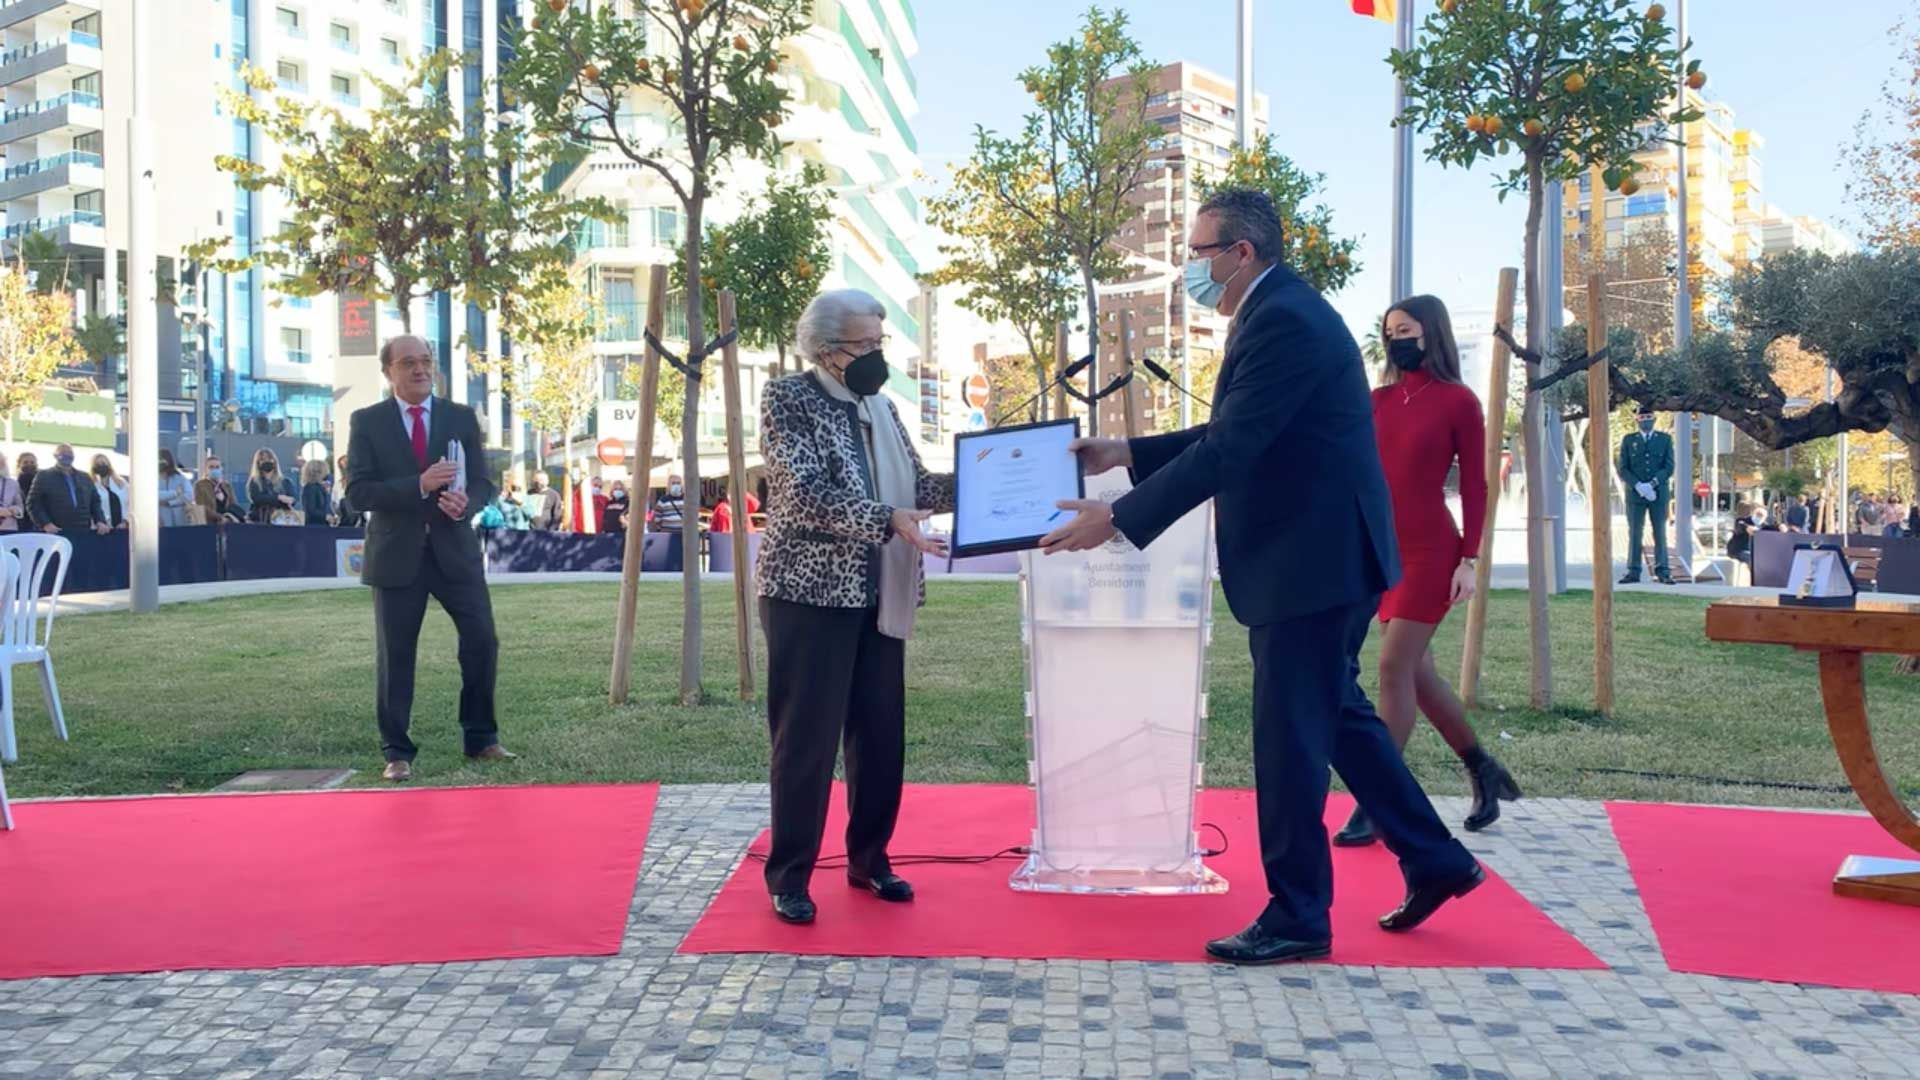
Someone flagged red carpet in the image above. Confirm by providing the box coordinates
[1610,801,1920,994]
[681,784,1602,968]
[0,784,657,980]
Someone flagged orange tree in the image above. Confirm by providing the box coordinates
[1389,0,1696,707]
[506,0,810,706]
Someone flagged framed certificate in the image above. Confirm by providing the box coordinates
[951,419,1086,558]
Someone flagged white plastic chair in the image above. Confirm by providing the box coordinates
[0,551,22,828]
[0,534,70,765]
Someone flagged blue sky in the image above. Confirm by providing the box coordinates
[911,0,1912,337]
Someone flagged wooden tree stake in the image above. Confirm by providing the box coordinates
[1586,275,1615,716]
[609,264,668,705]
[1459,267,1518,706]
[1117,310,1140,439]
[717,290,755,702]
[1052,320,1070,427]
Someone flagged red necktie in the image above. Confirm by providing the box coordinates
[408,406,427,468]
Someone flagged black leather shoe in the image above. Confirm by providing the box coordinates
[1656,574,1675,585]
[1617,574,1641,585]
[1464,754,1522,833]
[771,892,816,924]
[1379,865,1486,933]
[1204,921,1332,966]
[848,872,914,902]
[1332,805,1377,847]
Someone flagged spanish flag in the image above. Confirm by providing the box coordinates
[1351,0,1395,20]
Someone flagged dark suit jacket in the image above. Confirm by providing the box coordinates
[1616,429,1674,504]
[1111,265,1399,627]
[346,396,495,589]
[27,467,102,534]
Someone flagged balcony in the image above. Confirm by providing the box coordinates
[592,296,688,346]
[0,148,102,200]
[0,0,101,33]
[285,350,311,365]
[0,30,101,87]
[0,208,103,248]
[0,89,100,144]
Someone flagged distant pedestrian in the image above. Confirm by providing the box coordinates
[157,450,194,527]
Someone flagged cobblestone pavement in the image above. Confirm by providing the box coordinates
[3,786,1917,1079]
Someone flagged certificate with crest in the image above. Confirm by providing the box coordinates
[951,419,1085,558]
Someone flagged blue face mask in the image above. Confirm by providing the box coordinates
[1183,245,1250,312]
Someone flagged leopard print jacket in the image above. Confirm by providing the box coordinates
[757,371,955,609]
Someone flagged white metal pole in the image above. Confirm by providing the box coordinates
[1235,0,1254,149]
[126,0,158,613]
[1671,0,1694,574]
[1542,171,1568,593]
[1389,0,1415,301]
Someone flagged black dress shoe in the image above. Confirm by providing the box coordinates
[1332,805,1377,847]
[848,872,914,902]
[1204,920,1332,966]
[1617,574,1641,585]
[1379,865,1485,933]
[1463,754,1522,833]
[1656,574,1675,585]
[771,892,816,924]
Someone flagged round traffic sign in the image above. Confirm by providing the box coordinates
[967,408,987,430]
[962,374,990,410]
[596,437,626,466]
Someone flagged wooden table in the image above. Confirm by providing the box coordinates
[1706,596,1920,905]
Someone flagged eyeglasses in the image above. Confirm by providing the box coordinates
[1190,240,1240,257]
[829,335,890,353]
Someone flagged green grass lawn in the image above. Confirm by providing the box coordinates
[6,580,1917,809]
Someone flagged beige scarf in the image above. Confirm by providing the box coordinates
[814,368,920,639]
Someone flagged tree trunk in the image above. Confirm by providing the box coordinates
[1520,159,1554,709]
[1035,359,1050,422]
[395,282,413,334]
[678,198,706,706]
[776,341,787,377]
[1899,436,1920,675]
[1081,258,1100,437]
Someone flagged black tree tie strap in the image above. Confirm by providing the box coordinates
[646,329,737,382]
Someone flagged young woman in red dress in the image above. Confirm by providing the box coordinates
[1334,295,1521,847]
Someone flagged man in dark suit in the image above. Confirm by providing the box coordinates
[1617,407,1675,584]
[347,335,512,782]
[1042,188,1481,964]
[28,444,109,536]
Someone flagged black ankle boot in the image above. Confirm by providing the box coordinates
[1463,752,1521,832]
[1332,804,1376,847]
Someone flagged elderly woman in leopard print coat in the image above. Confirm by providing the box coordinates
[755,288,954,927]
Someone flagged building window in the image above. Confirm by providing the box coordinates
[275,6,303,36]
[380,36,402,63]
[71,72,99,98]
[280,328,309,364]
[75,189,102,215]
[330,21,357,52]
[275,60,304,90]
[330,73,357,105]
[384,0,405,12]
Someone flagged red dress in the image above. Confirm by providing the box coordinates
[1371,369,1488,624]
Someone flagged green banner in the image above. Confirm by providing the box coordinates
[5,388,116,448]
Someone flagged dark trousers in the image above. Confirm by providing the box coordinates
[761,597,906,895]
[1625,495,1669,578]
[1247,597,1474,942]
[373,545,500,762]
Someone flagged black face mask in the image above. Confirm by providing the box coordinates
[840,349,888,397]
[1387,337,1426,373]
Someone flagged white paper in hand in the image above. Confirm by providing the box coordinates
[447,439,467,495]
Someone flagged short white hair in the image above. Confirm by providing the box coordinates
[794,289,886,367]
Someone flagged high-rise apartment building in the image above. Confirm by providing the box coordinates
[1559,88,1850,316]
[0,0,221,436]
[555,0,927,464]
[218,0,517,442]
[2,1,518,447]
[1097,61,1267,437]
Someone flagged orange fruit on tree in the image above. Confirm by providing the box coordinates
[1564,72,1587,93]
[1647,3,1666,20]
[547,0,565,12]
[636,58,650,74]
[583,62,600,82]
[733,34,749,51]
[1523,118,1543,137]
[1465,113,1486,133]
[1482,116,1504,136]
[1687,70,1706,89]
[764,58,778,74]
[1619,176,1641,195]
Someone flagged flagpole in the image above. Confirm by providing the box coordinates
[1235,0,1254,149]
[1389,0,1415,302]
